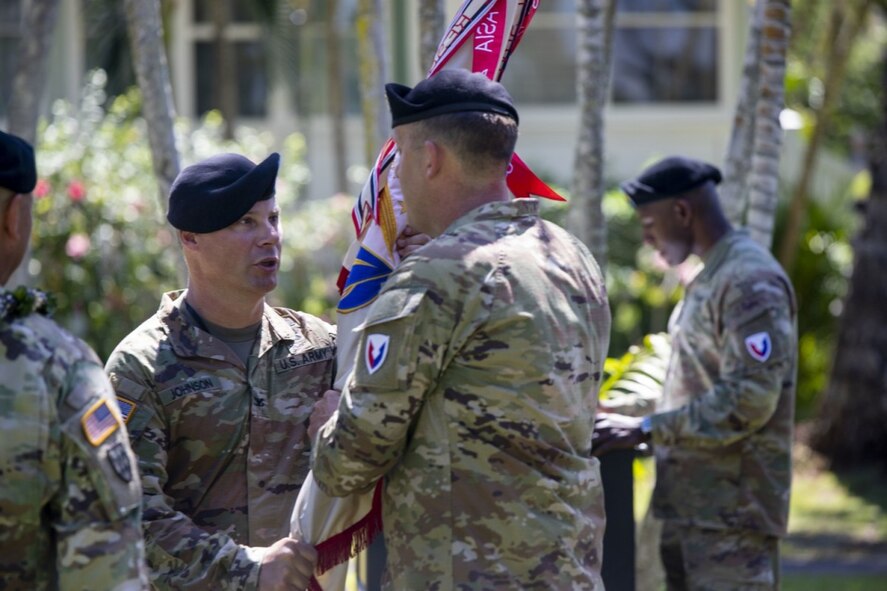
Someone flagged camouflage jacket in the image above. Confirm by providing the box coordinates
[650,230,797,536]
[314,199,611,590]
[105,290,336,590]
[0,289,147,590]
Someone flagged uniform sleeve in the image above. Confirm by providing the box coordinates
[106,354,266,591]
[313,284,454,497]
[55,359,149,590]
[652,274,795,448]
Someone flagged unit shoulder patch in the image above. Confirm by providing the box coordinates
[744,331,772,362]
[365,333,390,374]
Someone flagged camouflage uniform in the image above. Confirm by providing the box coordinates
[648,230,797,589]
[105,290,336,590]
[314,199,611,590]
[0,288,147,590]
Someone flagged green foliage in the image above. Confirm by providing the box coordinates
[28,71,343,360]
[785,0,887,158]
[31,74,180,359]
[599,332,670,417]
[773,185,857,419]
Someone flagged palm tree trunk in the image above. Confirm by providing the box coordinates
[123,0,180,209]
[6,0,59,288]
[777,0,873,272]
[326,0,349,194]
[357,0,390,165]
[720,0,764,227]
[212,0,237,140]
[568,0,617,270]
[746,0,791,249]
[811,47,887,469]
[7,0,59,144]
[419,0,445,73]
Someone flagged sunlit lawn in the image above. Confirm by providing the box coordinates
[782,442,887,588]
[632,441,887,589]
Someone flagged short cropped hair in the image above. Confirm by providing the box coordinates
[414,112,518,177]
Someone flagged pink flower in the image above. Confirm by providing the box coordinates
[65,233,91,259]
[34,179,51,199]
[67,181,86,202]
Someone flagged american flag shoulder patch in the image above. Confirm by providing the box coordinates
[116,397,137,424]
[81,399,121,446]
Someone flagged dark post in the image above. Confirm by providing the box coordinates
[365,532,387,591]
[600,448,636,591]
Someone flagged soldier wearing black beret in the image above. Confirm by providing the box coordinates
[1,131,150,588]
[106,151,328,589]
[595,154,798,590]
[313,68,612,589]
[0,130,38,285]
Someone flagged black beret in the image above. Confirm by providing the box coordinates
[167,152,279,233]
[385,69,518,128]
[621,156,722,206]
[0,130,37,194]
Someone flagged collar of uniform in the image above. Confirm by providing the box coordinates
[158,290,238,364]
[443,197,540,235]
[158,290,296,363]
[256,303,298,358]
[695,228,746,284]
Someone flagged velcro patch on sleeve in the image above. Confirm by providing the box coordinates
[116,397,137,424]
[81,398,121,446]
[744,331,772,362]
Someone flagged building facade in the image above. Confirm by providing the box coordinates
[2,0,752,200]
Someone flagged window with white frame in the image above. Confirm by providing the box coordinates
[186,0,365,119]
[191,0,271,117]
[500,0,720,105]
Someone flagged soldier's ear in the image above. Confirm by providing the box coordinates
[2,193,27,242]
[179,229,199,250]
[673,199,693,228]
[423,140,442,179]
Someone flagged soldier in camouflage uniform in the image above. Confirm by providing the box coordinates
[594,156,797,591]
[312,70,611,590]
[0,130,148,589]
[105,153,328,590]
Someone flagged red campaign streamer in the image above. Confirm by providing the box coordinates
[507,152,566,201]
[471,0,508,79]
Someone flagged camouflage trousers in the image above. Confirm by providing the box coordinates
[660,521,780,591]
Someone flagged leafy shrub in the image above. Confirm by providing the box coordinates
[28,71,346,360]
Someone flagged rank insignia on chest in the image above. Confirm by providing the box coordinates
[82,399,121,446]
[744,331,772,362]
[365,333,390,374]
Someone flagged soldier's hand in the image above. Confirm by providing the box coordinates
[308,389,341,441]
[396,225,431,258]
[592,413,646,457]
[257,537,318,591]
